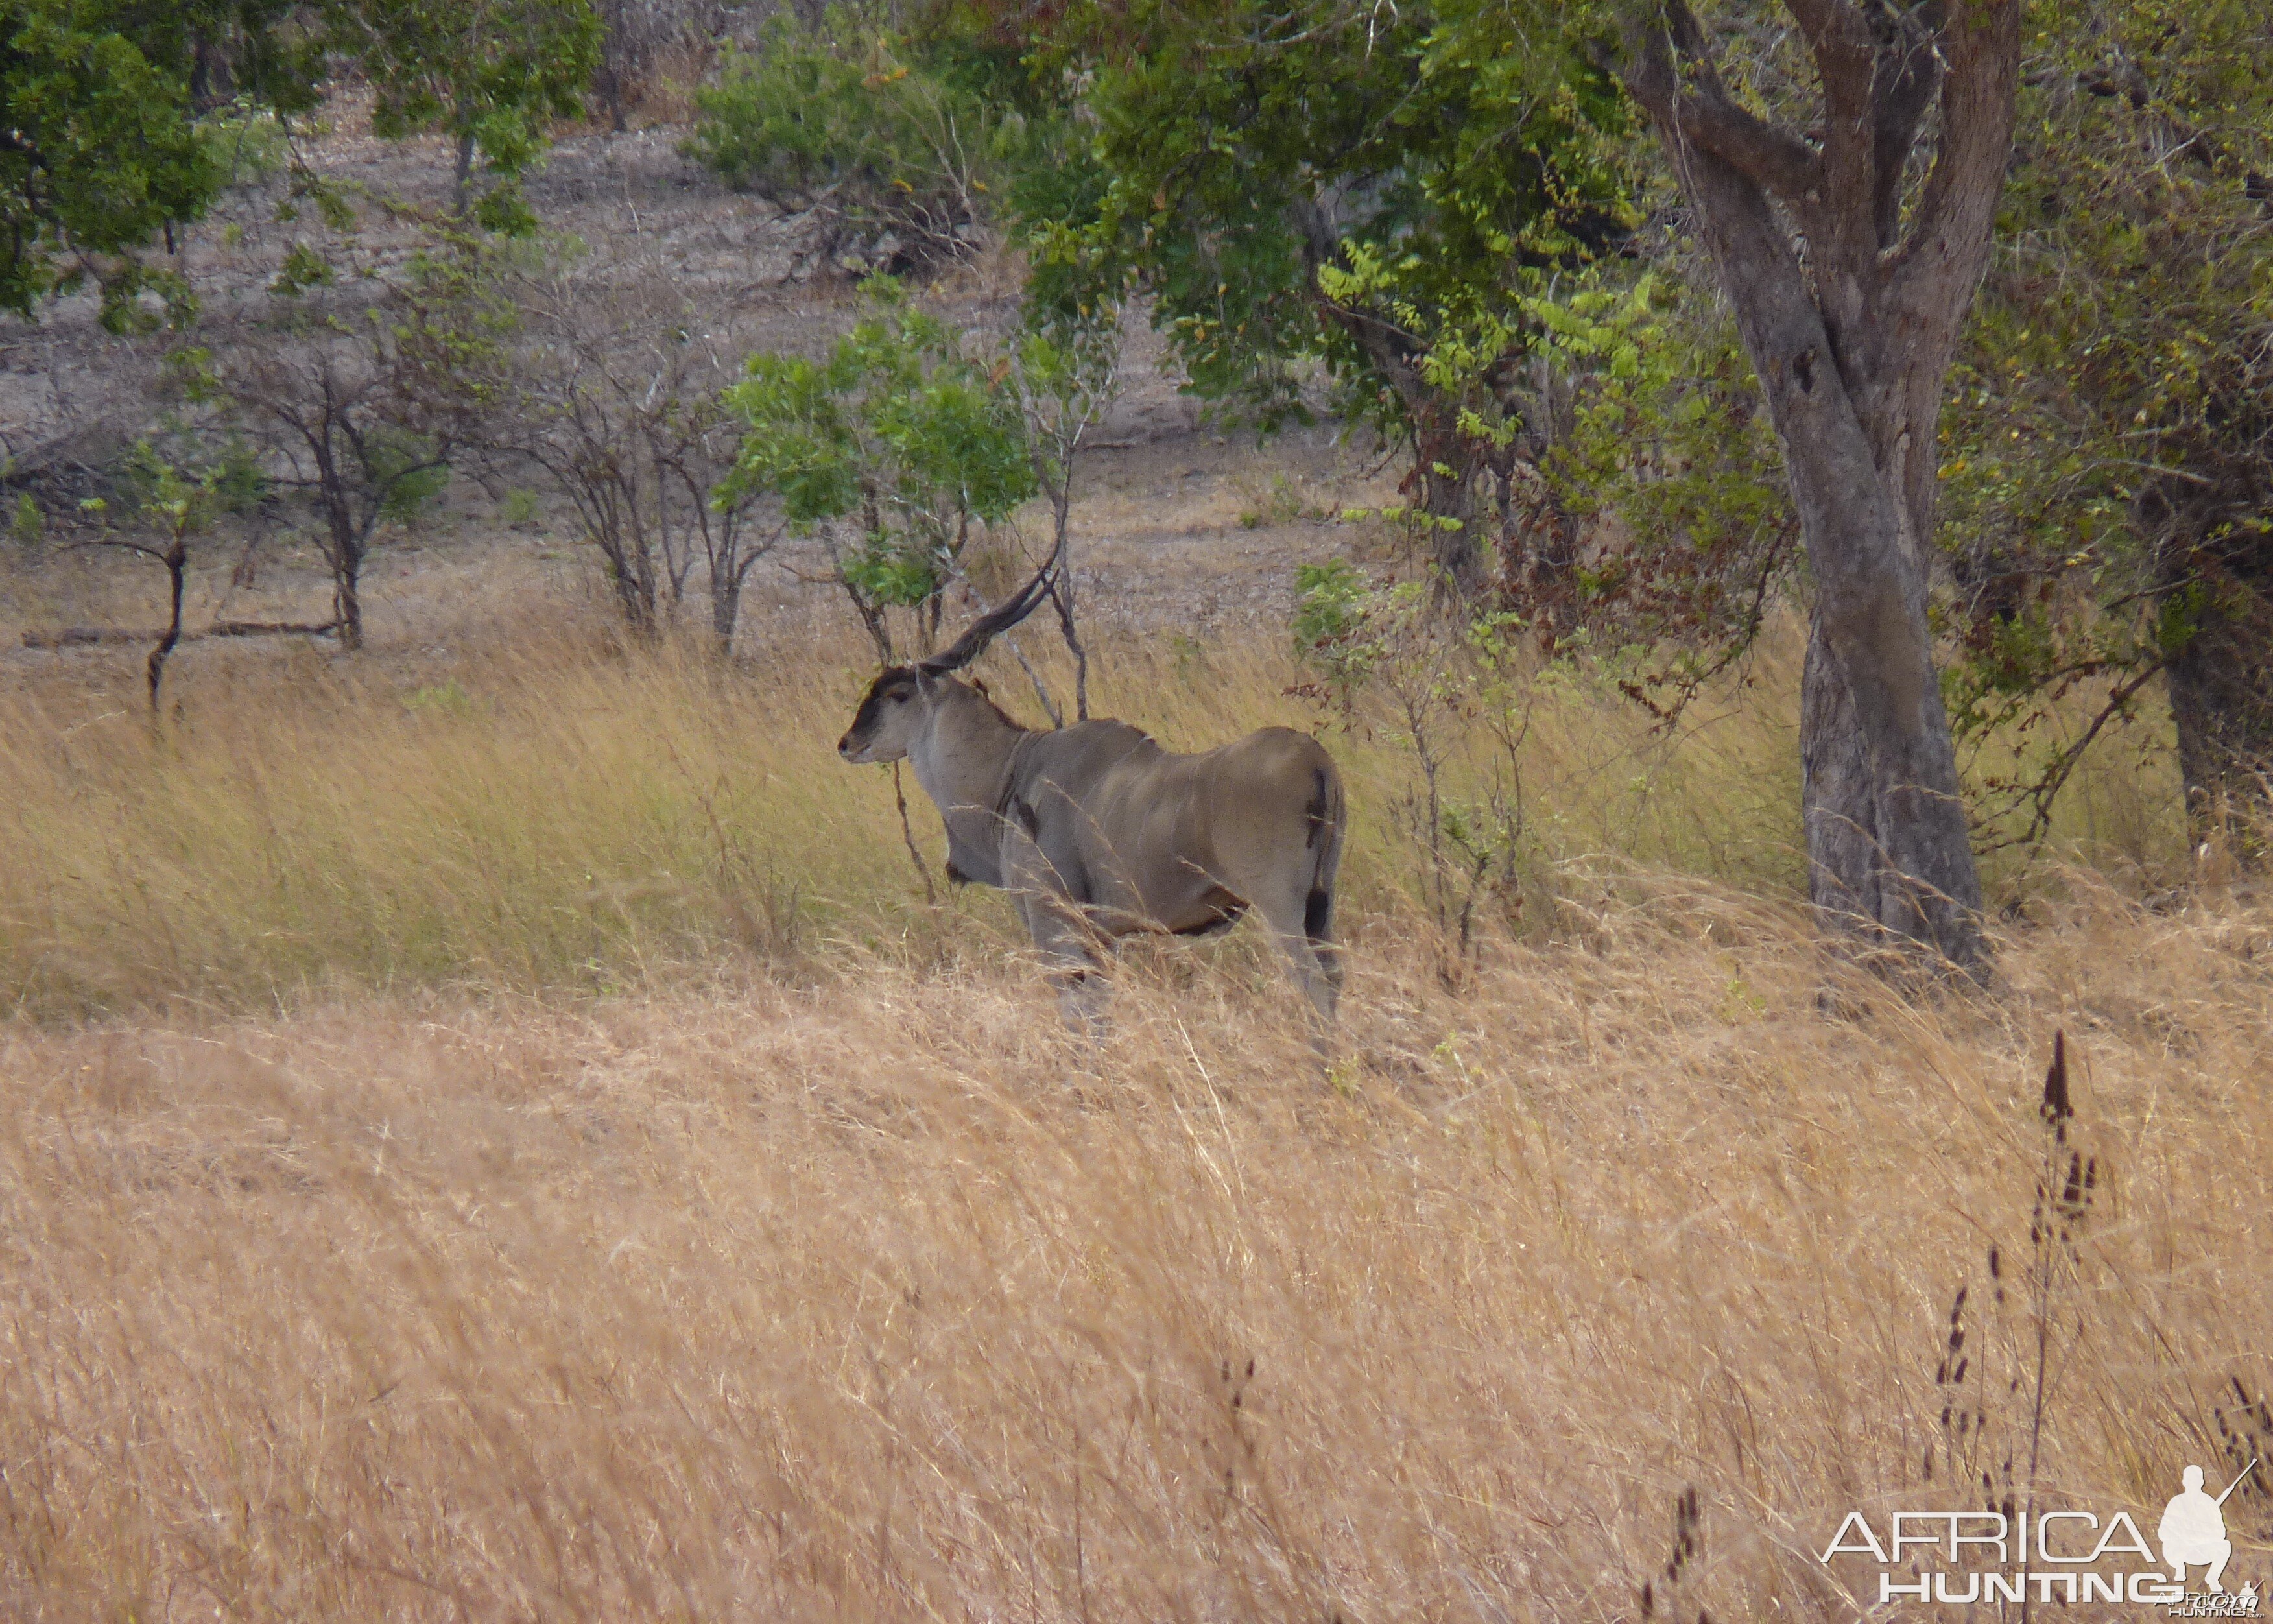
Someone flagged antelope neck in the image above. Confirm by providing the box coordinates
[909,682,1037,885]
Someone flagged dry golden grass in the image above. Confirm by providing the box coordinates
[2,877,2268,1619]
[0,615,2183,1020]
[0,618,2260,1619]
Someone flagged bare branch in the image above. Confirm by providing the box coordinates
[1614,0,1826,207]
[1885,0,2020,328]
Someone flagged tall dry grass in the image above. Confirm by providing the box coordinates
[0,618,2185,1019]
[0,877,2267,1619]
[1,615,2254,1619]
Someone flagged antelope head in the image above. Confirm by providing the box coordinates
[837,545,1060,765]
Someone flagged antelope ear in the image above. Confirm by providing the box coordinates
[969,675,990,700]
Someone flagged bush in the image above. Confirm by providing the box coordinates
[196,100,291,192]
[685,18,1057,274]
[720,278,1037,658]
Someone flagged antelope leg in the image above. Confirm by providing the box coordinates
[1003,804,1111,1039]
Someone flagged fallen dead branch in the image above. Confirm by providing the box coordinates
[21,619,343,650]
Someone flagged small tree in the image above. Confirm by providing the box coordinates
[71,449,233,713]
[322,0,602,227]
[1293,561,1540,983]
[494,262,783,649]
[719,280,1038,661]
[191,243,504,648]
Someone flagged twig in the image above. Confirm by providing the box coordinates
[892,762,937,906]
[1001,632,1064,728]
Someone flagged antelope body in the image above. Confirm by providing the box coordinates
[837,566,1347,1031]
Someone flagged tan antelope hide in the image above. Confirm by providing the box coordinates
[837,560,1346,1031]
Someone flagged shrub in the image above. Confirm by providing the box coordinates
[686,18,1054,274]
[720,278,1037,658]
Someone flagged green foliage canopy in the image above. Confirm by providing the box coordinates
[687,14,1083,272]
[0,0,320,328]
[719,280,1038,645]
[318,0,601,231]
[1042,0,1635,457]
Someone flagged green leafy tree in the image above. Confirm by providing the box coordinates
[719,279,1040,660]
[0,0,321,328]
[1027,0,1636,592]
[1940,0,2273,846]
[69,447,236,712]
[1527,262,1799,715]
[322,0,602,228]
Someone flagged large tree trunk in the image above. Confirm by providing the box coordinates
[1768,339,1981,958]
[1615,0,2018,973]
[2159,522,2273,844]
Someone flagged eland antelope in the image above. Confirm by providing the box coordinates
[837,560,1347,1033]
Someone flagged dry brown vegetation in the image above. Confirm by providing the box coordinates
[0,603,2188,1021]
[1,850,2267,1620]
[1,603,2267,1619]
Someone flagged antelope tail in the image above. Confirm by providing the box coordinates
[1302,763,1345,943]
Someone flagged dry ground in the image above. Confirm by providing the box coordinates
[0,91,1399,662]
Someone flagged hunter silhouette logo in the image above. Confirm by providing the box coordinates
[2160,1464,2245,1593]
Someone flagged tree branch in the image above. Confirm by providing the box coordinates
[1867,0,1947,249]
[1785,0,1882,277]
[1885,0,2020,331]
[1615,0,1826,207]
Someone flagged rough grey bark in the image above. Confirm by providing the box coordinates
[2154,508,2273,841]
[1613,0,2019,973]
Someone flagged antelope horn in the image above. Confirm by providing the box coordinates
[917,536,1064,676]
